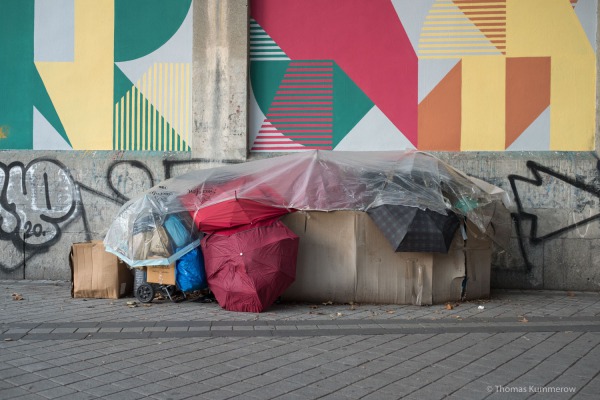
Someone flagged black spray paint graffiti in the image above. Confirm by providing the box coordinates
[508,159,600,271]
[0,159,77,246]
[0,157,240,274]
[0,159,157,274]
[0,159,78,275]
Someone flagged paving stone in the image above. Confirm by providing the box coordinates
[49,373,90,386]
[5,372,45,386]
[99,390,147,400]
[0,387,31,399]
[12,393,49,400]
[2,283,600,400]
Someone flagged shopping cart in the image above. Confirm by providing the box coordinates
[133,266,184,303]
[133,266,213,304]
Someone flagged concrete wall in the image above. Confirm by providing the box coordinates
[1,0,599,292]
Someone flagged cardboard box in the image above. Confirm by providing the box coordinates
[281,211,492,305]
[70,240,133,299]
[146,263,176,285]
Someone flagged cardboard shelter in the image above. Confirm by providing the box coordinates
[281,211,491,305]
[101,150,510,307]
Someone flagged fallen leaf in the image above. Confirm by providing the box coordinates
[519,316,528,323]
[445,304,453,310]
[386,310,395,314]
[322,301,333,305]
[567,292,575,297]
[309,305,319,309]
[11,293,23,301]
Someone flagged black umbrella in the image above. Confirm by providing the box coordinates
[367,205,460,253]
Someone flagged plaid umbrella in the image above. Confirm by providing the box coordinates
[367,205,460,253]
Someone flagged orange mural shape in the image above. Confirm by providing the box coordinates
[418,61,462,151]
[453,0,507,55]
[505,57,551,149]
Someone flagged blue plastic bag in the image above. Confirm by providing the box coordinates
[175,247,207,292]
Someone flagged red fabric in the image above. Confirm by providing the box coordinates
[179,176,293,234]
[201,221,299,313]
[187,198,291,234]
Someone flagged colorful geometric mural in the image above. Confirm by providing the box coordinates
[0,0,192,151]
[250,0,597,152]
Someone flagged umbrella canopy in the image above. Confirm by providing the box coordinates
[367,205,460,253]
[201,220,299,313]
[183,197,290,234]
[179,176,293,235]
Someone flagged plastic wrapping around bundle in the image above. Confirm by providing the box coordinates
[175,247,207,293]
[105,204,200,267]
[104,150,512,266]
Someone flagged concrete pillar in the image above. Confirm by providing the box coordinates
[192,0,248,161]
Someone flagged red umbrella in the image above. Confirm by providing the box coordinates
[179,177,292,234]
[201,220,299,313]
[189,198,290,234]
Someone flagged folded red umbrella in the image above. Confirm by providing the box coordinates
[179,176,292,234]
[189,198,290,234]
[201,220,299,313]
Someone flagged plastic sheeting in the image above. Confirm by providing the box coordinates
[104,150,511,266]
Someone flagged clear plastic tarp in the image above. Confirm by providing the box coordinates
[104,150,511,267]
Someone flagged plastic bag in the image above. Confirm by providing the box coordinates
[175,247,207,292]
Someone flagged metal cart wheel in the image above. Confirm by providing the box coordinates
[136,283,155,303]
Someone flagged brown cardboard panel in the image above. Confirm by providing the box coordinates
[433,227,493,303]
[432,250,465,304]
[464,249,492,300]
[357,212,433,305]
[146,264,176,285]
[70,240,133,299]
[281,212,357,303]
[281,211,491,305]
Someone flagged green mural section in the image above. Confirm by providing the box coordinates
[113,65,135,106]
[331,62,373,148]
[114,84,190,152]
[114,0,192,62]
[250,61,290,114]
[0,0,68,149]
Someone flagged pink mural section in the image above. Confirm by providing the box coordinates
[251,0,418,146]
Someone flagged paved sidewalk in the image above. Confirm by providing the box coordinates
[1,281,599,400]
